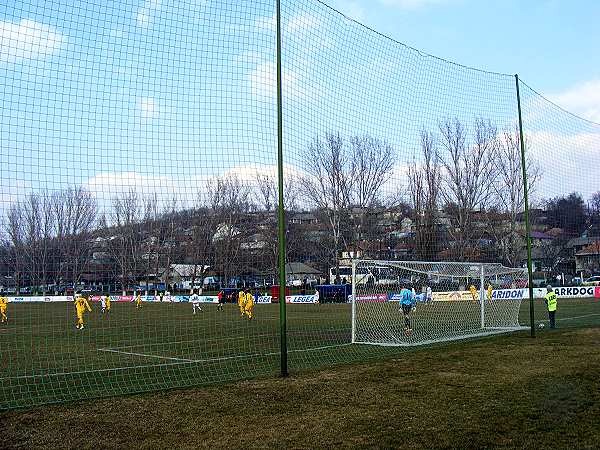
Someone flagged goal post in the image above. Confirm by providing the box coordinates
[351,260,528,346]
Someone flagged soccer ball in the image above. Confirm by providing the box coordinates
[538,323,545,329]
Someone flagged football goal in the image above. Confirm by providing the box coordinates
[351,260,528,346]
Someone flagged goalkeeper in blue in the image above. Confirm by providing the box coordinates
[399,287,416,334]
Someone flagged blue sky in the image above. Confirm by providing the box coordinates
[328,0,600,99]
[0,0,599,217]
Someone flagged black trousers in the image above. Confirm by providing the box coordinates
[548,310,556,329]
[401,304,412,328]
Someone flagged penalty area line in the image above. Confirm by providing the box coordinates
[0,343,352,381]
[97,342,352,364]
[538,313,600,323]
[96,347,197,363]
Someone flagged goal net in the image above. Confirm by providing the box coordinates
[352,260,528,346]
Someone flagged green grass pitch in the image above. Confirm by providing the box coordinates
[1,297,598,409]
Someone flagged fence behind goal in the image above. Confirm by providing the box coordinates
[1,0,600,409]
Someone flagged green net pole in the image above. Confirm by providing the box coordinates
[515,74,535,338]
[276,0,288,377]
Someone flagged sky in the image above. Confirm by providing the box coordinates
[327,0,600,114]
[0,0,599,219]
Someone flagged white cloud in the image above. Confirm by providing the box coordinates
[85,171,209,212]
[550,80,600,124]
[255,15,276,34]
[526,130,600,200]
[248,61,297,98]
[136,11,151,27]
[0,179,29,221]
[0,19,63,63]
[138,97,158,119]
[236,50,265,65]
[223,163,304,183]
[254,13,322,36]
[136,0,161,27]
[83,165,306,213]
[286,14,322,35]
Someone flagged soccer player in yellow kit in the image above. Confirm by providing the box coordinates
[244,289,255,320]
[487,284,493,301]
[135,293,142,309]
[238,289,246,318]
[0,296,8,323]
[469,284,478,301]
[74,294,92,330]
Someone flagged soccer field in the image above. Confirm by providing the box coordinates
[1,298,598,409]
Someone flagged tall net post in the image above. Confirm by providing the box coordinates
[515,74,536,338]
[276,0,288,378]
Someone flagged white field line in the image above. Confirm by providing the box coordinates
[107,333,278,350]
[96,347,197,363]
[97,342,352,364]
[0,343,351,381]
[538,313,600,323]
[100,329,349,351]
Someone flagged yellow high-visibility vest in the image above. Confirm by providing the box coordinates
[545,292,557,312]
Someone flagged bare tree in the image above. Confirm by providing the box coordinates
[438,118,499,260]
[301,132,396,280]
[21,194,42,292]
[300,132,351,282]
[179,186,225,293]
[409,130,441,260]
[589,192,600,225]
[492,126,541,265]
[255,172,298,213]
[53,187,97,291]
[254,173,299,277]
[209,176,254,287]
[108,189,142,294]
[25,193,55,294]
[141,194,159,293]
[349,135,395,242]
[160,197,180,291]
[4,204,25,293]
[349,135,395,207]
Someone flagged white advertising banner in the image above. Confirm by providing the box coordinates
[8,296,73,303]
[490,289,526,300]
[286,295,318,304]
[550,286,595,298]
[192,296,219,304]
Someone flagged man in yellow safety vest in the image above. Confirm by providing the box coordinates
[544,285,557,329]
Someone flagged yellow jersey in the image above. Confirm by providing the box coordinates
[0,297,7,309]
[75,296,92,312]
[469,285,478,299]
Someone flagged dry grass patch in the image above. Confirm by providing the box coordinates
[2,328,600,449]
